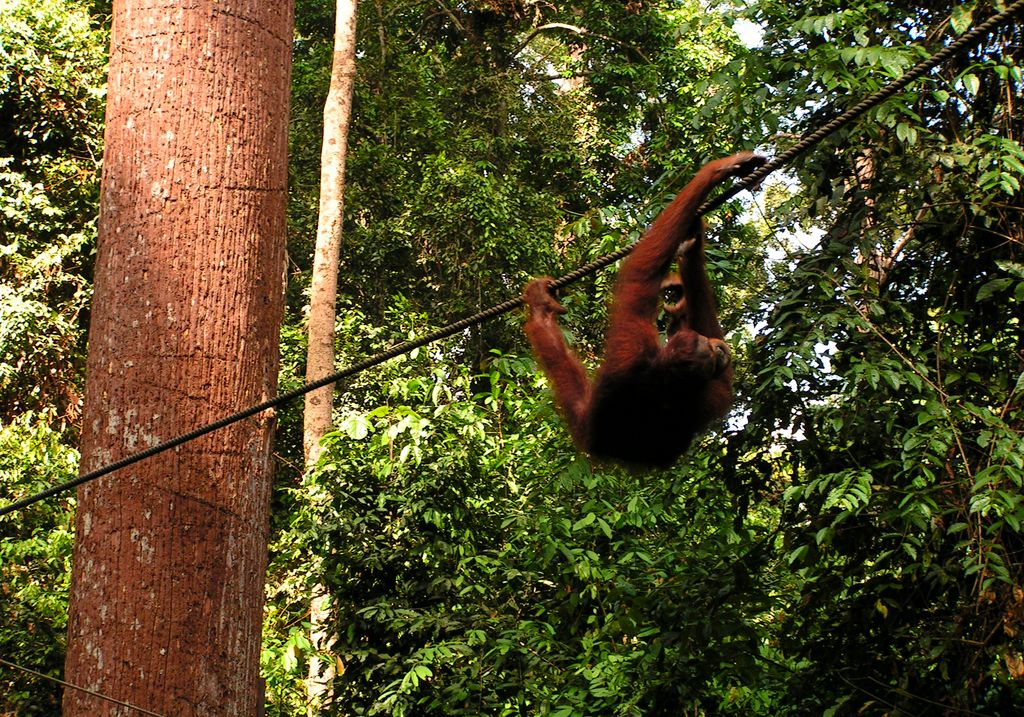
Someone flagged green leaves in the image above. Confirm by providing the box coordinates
[950,4,975,35]
[726,0,1024,711]
[0,0,104,423]
[0,413,78,711]
[265,322,772,714]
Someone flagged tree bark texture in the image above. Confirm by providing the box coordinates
[63,1,293,715]
[303,0,359,467]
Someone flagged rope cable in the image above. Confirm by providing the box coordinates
[0,656,165,717]
[1,1,1021,519]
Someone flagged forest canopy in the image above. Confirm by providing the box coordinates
[2,1,1023,715]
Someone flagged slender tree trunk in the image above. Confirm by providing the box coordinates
[303,2,358,710]
[303,0,358,466]
[63,2,293,715]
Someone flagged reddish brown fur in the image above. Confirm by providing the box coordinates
[523,153,764,468]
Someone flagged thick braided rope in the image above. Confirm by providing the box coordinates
[1,2,1021,518]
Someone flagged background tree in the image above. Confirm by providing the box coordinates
[303,0,358,710]
[62,1,293,715]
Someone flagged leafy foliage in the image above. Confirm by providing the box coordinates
[268,330,777,715]
[0,0,106,423]
[727,1,1024,712]
[0,414,78,713]
[286,1,755,350]
[0,1,104,712]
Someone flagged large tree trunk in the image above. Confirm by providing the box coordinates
[63,1,293,715]
[304,1,358,711]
